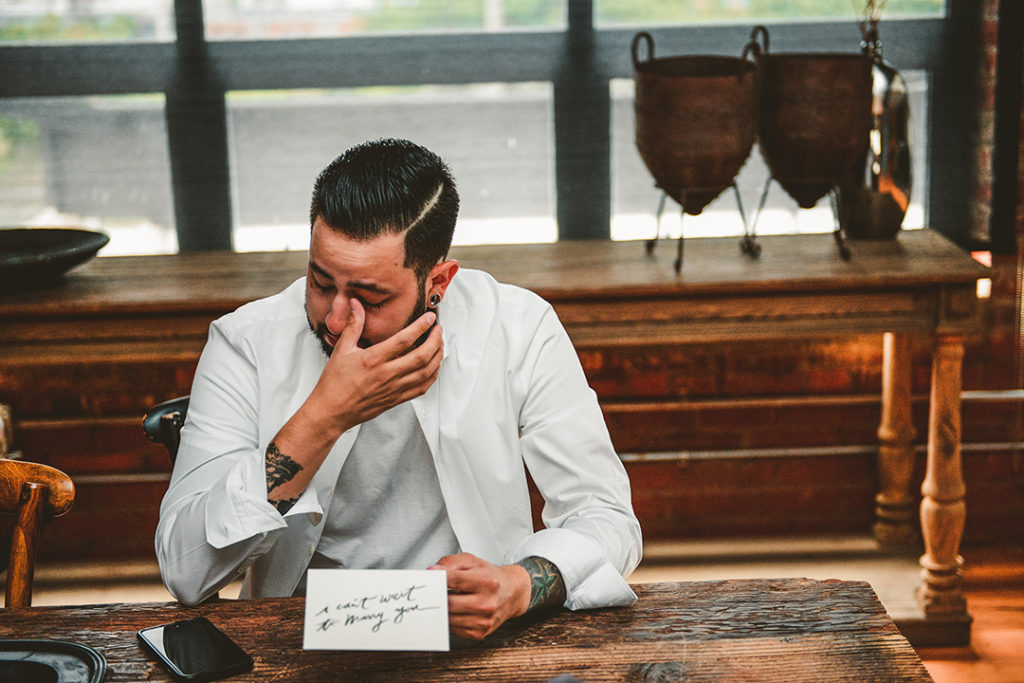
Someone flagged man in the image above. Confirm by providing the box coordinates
[156,138,641,640]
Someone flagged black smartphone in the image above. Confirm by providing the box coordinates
[137,617,254,682]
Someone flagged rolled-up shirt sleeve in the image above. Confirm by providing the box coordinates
[511,305,642,609]
[156,320,290,605]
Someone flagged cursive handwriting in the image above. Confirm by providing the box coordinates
[344,611,387,632]
[313,584,438,635]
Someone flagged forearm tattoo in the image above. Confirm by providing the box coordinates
[265,440,302,514]
[517,556,567,611]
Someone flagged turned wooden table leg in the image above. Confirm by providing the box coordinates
[916,333,968,617]
[875,332,919,547]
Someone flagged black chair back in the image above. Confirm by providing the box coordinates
[142,396,189,463]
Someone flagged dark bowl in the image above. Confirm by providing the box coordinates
[0,228,110,292]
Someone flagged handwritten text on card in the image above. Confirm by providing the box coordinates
[302,569,449,651]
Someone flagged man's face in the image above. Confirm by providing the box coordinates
[305,217,427,356]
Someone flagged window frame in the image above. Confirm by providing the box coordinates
[0,0,985,251]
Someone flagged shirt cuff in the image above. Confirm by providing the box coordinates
[507,528,637,610]
[203,450,290,549]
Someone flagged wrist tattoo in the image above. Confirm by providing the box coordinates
[517,556,566,611]
[265,441,302,514]
[266,440,302,492]
[271,497,299,515]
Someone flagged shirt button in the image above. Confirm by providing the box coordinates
[308,512,322,525]
[308,546,315,557]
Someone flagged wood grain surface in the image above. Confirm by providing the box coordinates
[0,230,985,315]
[0,580,933,682]
[0,230,987,353]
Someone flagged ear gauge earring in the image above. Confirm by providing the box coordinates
[429,293,441,307]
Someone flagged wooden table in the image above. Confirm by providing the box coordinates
[0,229,987,643]
[0,580,932,682]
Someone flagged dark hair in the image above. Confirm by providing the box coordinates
[309,138,459,282]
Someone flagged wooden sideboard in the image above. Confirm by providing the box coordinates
[0,229,987,643]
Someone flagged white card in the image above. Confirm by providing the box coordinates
[302,569,450,651]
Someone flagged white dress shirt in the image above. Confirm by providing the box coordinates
[303,400,461,584]
[156,268,642,608]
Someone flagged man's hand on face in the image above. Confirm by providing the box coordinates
[309,298,443,436]
[264,299,441,513]
[429,553,532,641]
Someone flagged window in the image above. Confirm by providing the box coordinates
[0,0,174,43]
[203,0,566,40]
[0,95,176,254]
[226,83,556,251]
[594,0,944,26]
[0,0,979,256]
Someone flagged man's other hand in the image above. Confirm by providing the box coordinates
[429,553,531,641]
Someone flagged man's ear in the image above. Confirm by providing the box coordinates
[427,260,459,303]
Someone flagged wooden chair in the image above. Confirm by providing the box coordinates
[0,459,75,608]
[142,396,189,463]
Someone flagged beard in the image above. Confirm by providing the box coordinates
[306,295,429,358]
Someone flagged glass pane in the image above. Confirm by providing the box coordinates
[0,95,177,255]
[0,1,175,43]
[205,0,566,41]
[596,0,944,26]
[226,83,556,251]
[610,70,928,240]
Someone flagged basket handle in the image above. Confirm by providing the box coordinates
[741,39,762,64]
[631,31,654,68]
[745,24,770,61]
